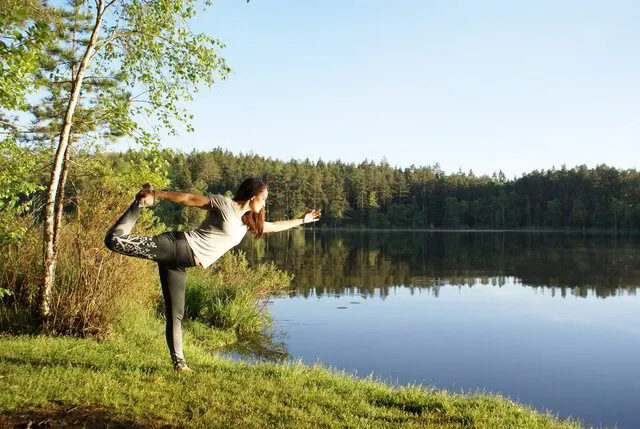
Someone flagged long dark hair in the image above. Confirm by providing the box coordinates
[233,177,267,239]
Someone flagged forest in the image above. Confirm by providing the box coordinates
[137,149,640,231]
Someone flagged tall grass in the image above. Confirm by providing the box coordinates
[0,207,42,332]
[0,185,161,338]
[1,190,293,340]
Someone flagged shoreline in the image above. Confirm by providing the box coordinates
[0,323,588,429]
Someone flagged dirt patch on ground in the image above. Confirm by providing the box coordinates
[0,403,179,428]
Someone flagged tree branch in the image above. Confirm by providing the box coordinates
[0,130,62,136]
[49,75,121,85]
[104,0,119,10]
[0,120,19,130]
[91,28,135,60]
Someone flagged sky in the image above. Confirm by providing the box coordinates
[156,0,639,178]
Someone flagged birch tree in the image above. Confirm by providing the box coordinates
[7,0,232,318]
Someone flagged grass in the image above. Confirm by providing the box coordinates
[0,311,590,429]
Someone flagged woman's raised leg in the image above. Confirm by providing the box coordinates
[103,199,163,260]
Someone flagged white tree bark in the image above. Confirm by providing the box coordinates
[41,0,105,318]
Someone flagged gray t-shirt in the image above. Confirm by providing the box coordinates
[184,194,248,269]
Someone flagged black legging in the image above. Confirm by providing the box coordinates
[104,201,197,370]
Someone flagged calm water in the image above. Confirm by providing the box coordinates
[237,230,640,429]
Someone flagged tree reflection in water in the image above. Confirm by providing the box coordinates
[241,230,640,299]
[220,330,289,362]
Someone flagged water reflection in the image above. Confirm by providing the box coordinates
[220,329,289,363]
[269,282,640,429]
[240,230,640,298]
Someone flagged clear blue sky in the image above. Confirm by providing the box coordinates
[160,0,639,178]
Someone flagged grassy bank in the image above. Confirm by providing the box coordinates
[0,312,588,429]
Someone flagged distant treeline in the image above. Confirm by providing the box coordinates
[113,149,640,230]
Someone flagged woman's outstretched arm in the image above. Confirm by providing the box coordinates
[263,209,321,233]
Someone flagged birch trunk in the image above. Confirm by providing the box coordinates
[41,0,105,318]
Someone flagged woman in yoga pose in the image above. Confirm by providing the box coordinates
[104,177,320,371]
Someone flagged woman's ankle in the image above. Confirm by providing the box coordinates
[172,359,190,372]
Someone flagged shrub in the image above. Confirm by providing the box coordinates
[45,186,161,337]
[183,251,292,336]
[0,154,167,338]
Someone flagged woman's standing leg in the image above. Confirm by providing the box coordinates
[158,264,189,371]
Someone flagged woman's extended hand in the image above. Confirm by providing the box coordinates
[302,209,321,224]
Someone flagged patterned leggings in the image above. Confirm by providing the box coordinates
[104,201,197,370]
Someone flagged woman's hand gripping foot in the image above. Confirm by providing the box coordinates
[135,183,156,207]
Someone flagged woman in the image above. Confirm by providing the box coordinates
[104,177,321,372]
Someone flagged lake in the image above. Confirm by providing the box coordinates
[237,230,640,429]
